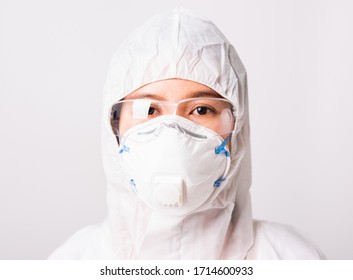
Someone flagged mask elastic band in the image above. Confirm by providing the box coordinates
[215,133,232,157]
[213,177,226,187]
[130,179,138,192]
[119,144,130,154]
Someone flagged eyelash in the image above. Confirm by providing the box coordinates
[147,105,216,116]
[191,106,215,115]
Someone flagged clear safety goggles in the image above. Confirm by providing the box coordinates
[110,97,236,137]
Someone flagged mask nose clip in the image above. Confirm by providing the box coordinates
[154,121,186,136]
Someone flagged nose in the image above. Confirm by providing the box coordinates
[161,103,180,116]
[153,121,185,137]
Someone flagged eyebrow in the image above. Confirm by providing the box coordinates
[126,93,164,100]
[125,91,222,100]
[192,91,221,98]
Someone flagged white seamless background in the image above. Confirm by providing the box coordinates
[1,0,352,259]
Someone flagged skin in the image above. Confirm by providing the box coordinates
[118,78,234,138]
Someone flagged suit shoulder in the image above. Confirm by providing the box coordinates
[48,223,114,259]
[246,220,325,259]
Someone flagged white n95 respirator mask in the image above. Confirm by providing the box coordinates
[116,115,232,215]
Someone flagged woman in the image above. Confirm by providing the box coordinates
[49,8,323,259]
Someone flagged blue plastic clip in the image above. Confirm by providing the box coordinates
[215,133,232,157]
[119,144,130,154]
[213,178,226,187]
[130,179,138,192]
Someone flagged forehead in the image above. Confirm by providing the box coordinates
[124,79,223,101]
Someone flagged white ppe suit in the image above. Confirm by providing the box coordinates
[49,8,324,260]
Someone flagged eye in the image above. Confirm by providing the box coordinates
[147,102,162,116]
[148,106,157,115]
[191,106,214,115]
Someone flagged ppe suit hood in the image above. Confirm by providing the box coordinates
[101,8,253,259]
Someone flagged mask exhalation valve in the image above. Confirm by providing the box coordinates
[153,175,185,208]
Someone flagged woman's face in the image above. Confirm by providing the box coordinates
[117,79,234,138]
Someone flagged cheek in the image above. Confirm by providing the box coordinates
[208,121,232,139]
[118,122,128,137]
[118,109,133,137]
[119,113,147,137]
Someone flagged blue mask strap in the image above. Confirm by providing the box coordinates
[213,178,226,187]
[215,133,232,157]
[118,144,130,154]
